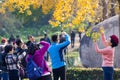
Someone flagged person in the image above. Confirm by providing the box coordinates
[94,27,119,80]
[48,32,71,80]
[15,39,27,79]
[8,35,15,45]
[26,41,52,80]
[78,31,82,42]
[40,34,51,61]
[5,44,26,80]
[59,31,68,55]
[26,35,36,47]
[70,30,75,48]
[0,38,9,80]
[42,34,51,44]
[0,38,8,52]
[16,35,20,41]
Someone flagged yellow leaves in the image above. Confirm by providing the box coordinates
[99,27,105,34]
[86,28,92,37]
[50,0,99,29]
[72,18,80,25]
[52,0,73,22]
[8,6,14,12]
[49,20,60,27]
[42,0,55,14]
[0,8,5,14]
[19,8,24,13]
[32,0,41,9]
[91,32,101,41]
[0,0,42,15]
[0,0,99,32]
[26,10,32,15]
[78,26,85,33]
[62,23,74,28]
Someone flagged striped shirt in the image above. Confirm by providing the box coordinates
[5,51,26,70]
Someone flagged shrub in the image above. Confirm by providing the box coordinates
[66,68,120,80]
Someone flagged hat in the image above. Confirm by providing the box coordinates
[110,35,119,45]
[1,38,7,43]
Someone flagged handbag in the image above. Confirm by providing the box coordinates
[26,55,44,80]
[19,64,25,78]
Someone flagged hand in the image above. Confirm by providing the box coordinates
[99,27,105,34]
[21,44,27,49]
[61,31,67,36]
[93,39,97,42]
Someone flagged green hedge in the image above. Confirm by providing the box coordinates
[66,68,120,80]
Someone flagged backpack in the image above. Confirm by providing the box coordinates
[26,56,44,80]
[0,52,7,70]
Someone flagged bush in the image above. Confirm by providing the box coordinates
[66,68,120,80]
[65,51,80,68]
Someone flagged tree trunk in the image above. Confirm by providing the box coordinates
[101,0,108,20]
[110,0,116,16]
[118,0,120,39]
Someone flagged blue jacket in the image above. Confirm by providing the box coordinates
[48,34,70,69]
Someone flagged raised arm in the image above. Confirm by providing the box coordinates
[94,42,108,54]
[58,33,71,48]
[101,33,108,47]
[36,41,50,57]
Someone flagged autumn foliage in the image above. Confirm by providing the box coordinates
[0,0,118,41]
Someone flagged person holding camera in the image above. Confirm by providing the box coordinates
[26,41,52,80]
[48,32,71,80]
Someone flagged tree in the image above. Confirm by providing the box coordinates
[0,0,119,41]
[101,0,108,20]
[0,0,98,27]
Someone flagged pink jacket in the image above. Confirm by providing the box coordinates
[26,41,51,74]
[94,33,115,67]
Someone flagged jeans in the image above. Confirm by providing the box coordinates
[9,70,20,80]
[102,67,114,80]
[0,71,9,80]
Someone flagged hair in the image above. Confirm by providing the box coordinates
[4,44,13,53]
[110,35,119,47]
[44,34,47,37]
[51,34,58,42]
[110,39,118,47]
[27,43,39,55]
[28,35,33,39]
[16,39,23,46]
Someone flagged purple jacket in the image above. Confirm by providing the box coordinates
[26,41,51,74]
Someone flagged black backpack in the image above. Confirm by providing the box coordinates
[0,52,7,70]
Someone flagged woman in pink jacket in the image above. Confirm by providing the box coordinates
[26,41,52,80]
[94,31,119,80]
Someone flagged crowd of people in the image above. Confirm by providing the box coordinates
[0,28,119,80]
[0,31,71,80]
